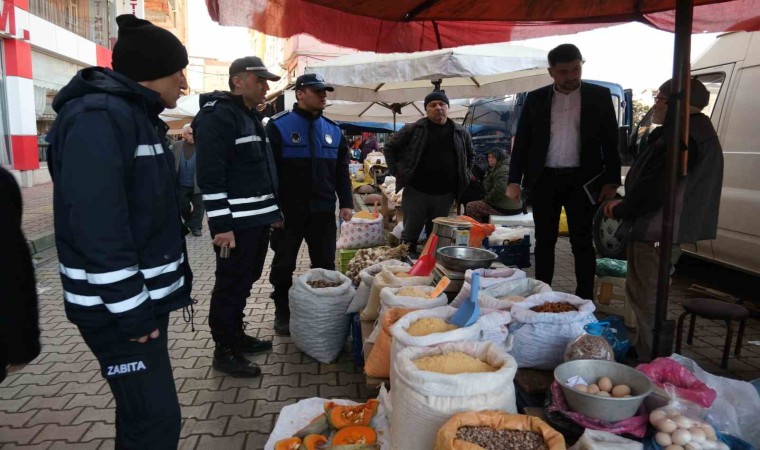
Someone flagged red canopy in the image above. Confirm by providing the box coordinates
[205,0,760,52]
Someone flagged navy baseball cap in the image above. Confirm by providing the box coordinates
[295,73,334,91]
[228,56,281,81]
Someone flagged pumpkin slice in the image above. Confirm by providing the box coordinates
[294,413,329,439]
[274,437,302,450]
[327,445,380,450]
[299,434,328,450]
[332,426,377,445]
[325,400,380,429]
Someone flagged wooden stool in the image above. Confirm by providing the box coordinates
[593,275,637,329]
[675,298,749,369]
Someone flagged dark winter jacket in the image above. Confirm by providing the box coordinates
[384,117,475,199]
[193,91,281,233]
[484,151,521,211]
[267,105,352,213]
[613,113,723,243]
[0,167,40,383]
[47,67,192,340]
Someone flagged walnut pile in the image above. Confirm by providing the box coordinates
[306,280,342,289]
[345,243,409,285]
[530,301,578,313]
[456,426,548,450]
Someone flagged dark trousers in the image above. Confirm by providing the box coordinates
[78,314,180,450]
[401,186,455,250]
[269,210,337,319]
[531,169,597,299]
[178,186,204,232]
[209,226,270,345]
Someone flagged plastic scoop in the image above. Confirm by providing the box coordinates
[449,272,481,327]
[372,201,379,219]
[408,235,438,276]
[429,276,451,299]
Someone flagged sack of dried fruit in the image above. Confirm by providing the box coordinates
[391,341,518,450]
[450,268,527,307]
[380,285,448,312]
[389,306,482,382]
[289,269,355,363]
[434,411,565,450]
[509,292,597,370]
[364,307,417,379]
[346,260,409,314]
[361,265,434,321]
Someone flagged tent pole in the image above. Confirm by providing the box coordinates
[651,0,693,360]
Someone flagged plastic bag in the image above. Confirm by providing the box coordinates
[569,429,643,450]
[645,400,728,450]
[564,322,614,362]
[457,215,496,247]
[597,315,632,362]
[596,258,628,278]
[637,357,717,408]
[364,307,416,379]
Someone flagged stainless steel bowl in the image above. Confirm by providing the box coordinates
[554,359,653,422]
[436,246,498,272]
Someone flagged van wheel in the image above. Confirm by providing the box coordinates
[593,202,628,260]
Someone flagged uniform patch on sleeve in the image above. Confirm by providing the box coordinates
[202,100,218,109]
[103,360,148,379]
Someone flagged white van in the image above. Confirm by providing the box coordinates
[631,31,760,275]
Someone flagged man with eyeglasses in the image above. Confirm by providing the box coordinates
[266,73,353,336]
[507,43,620,300]
[603,78,723,361]
[172,124,204,236]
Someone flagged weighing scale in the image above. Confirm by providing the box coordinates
[432,263,465,302]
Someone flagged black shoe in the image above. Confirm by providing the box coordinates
[191,229,202,237]
[212,345,261,378]
[235,333,272,354]
[274,317,290,336]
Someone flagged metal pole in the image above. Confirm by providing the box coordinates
[651,0,693,360]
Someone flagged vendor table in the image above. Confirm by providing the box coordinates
[380,185,402,230]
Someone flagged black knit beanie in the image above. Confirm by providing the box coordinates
[424,90,450,108]
[112,15,188,82]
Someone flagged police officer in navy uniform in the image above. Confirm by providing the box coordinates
[46,15,192,449]
[194,56,282,377]
[267,74,353,336]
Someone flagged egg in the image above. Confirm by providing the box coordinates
[665,446,685,450]
[657,418,678,434]
[574,384,588,393]
[656,432,673,446]
[596,391,611,397]
[597,376,613,392]
[650,410,668,423]
[611,384,631,397]
[685,444,702,450]
[689,427,706,443]
[702,426,717,441]
[674,416,695,429]
[672,429,693,446]
[587,383,600,394]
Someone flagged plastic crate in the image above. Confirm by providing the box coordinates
[484,235,532,268]
[339,249,359,274]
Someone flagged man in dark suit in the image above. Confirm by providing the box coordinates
[506,44,620,299]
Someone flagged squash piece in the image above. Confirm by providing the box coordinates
[294,414,329,439]
[325,400,379,429]
[332,426,377,445]
[274,437,302,450]
[299,434,328,450]
[328,445,380,450]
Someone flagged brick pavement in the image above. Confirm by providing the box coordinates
[2,214,759,448]
[20,182,54,242]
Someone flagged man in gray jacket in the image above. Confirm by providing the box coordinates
[604,78,723,361]
[384,90,474,253]
[172,124,204,236]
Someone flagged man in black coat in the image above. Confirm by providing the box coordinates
[506,44,620,300]
[0,167,40,383]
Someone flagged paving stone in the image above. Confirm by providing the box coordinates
[72,408,113,425]
[79,422,114,441]
[299,372,338,386]
[266,353,302,365]
[27,408,83,426]
[226,416,273,435]
[32,424,90,444]
[281,363,319,376]
[57,382,104,397]
[0,425,46,444]
[337,372,366,385]
[51,372,95,386]
[15,384,64,399]
[252,400,296,417]
[181,403,212,420]
[177,392,197,407]
[244,432,270,450]
[218,377,261,390]
[173,367,211,380]
[0,410,36,427]
[208,400,254,419]
[0,385,25,400]
[193,389,237,405]
[320,361,357,374]
[10,373,60,388]
[318,384,358,399]
[180,418,228,437]
[179,378,223,393]
[177,435,199,450]
[171,357,199,370]
[236,386,278,403]
[277,385,318,401]
[195,433,245,450]
[39,353,81,365]
[64,395,110,410]
[47,440,102,450]
[260,374,299,388]
[0,442,52,449]
[0,398,31,414]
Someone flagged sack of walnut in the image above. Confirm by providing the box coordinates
[289,269,355,363]
[509,292,597,370]
[434,411,565,450]
[391,341,518,450]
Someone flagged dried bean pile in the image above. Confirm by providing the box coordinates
[456,426,548,450]
[530,301,577,313]
[306,280,342,289]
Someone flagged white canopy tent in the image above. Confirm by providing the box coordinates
[323,99,469,124]
[304,42,552,104]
